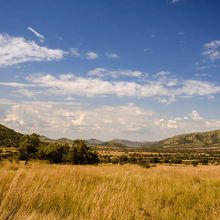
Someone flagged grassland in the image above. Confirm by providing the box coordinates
[0,162,220,220]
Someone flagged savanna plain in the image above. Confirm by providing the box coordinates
[1,162,220,220]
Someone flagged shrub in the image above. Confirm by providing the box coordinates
[150,157,160,163]
[200,157,209,165]
[192,160,199,167]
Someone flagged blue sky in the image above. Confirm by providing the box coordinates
[0,0,220,141]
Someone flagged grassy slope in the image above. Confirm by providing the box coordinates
[157,129,220,149]
[0,163,220,220]
[0,124,23,147]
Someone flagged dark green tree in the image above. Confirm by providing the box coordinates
[68,140,99,164]
[39,143,69,163]
[19,133,39,165]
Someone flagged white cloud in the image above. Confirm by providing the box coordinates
[2,71,220,103]
[2,101,220,141]
[154,118,178,129]
[12,89,39,98]
[205,120,220,128]
[27,26,45,43]
[203,40,220,61]
[1,102,154,140]
[178,80,220,96]
[0,82,34,87]
[26,73,171,98]
[0,34,66,67]
[105,52,120,59]
[85,51,99,60]
[188,110,203,121]
[87,68,145,78]
[153,110,220,135]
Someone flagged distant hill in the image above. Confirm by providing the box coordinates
[99,140,128,149]
[0,124,23,147]
[40,136,103,146]
[109,139,155,148]
[39,136,75,145]
[1,123,220,151]
[86,138,103,146]
[156,129,220,150]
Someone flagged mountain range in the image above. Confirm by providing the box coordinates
[1,123,220,151]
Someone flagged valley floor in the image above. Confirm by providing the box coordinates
[0,162,220,220]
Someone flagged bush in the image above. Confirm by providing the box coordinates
[170,157,182,164]
[139,161,151,169]
[128,156,138,164]
[150,157,160,163]
[111,157,119,164]
[119,155,128,164]
[192,160,199,167]
[137,158,151,168]
[200,157,209,165]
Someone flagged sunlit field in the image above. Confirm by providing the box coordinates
[0,162,220,220]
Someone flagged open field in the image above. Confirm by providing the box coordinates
[0,163,220,220]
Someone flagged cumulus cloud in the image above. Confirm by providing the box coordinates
[105,52,120,59]
[154,118,178,129]
[153,110,220,134]
[203,40,220,61]
[188,110,203,121]
[27,26,45,43]
[0,34,66,67]
[1,102,154,140]
[1,100,220,141]
[85,51,99,60]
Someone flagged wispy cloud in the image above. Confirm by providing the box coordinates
[0,34,66,67]
[172,0,181,3]
[70,48,80,57]
[85,51,99,60]
[27,26,45,43]
[88,68,145,78]
[105,52,120,59]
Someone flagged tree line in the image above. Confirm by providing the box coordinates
[18,133,99,165]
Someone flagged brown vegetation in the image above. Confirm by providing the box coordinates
[0,162,220,220]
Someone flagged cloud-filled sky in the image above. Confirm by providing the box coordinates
[0,0,220,141]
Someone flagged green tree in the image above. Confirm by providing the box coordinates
[39,143,69,164]
[68,140,99,164]
[19,133,39,165]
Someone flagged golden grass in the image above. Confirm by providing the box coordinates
[0,162,220,220]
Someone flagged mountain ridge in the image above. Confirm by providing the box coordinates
[1,123,220,150]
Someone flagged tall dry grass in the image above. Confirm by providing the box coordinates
[0,162,220,220]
